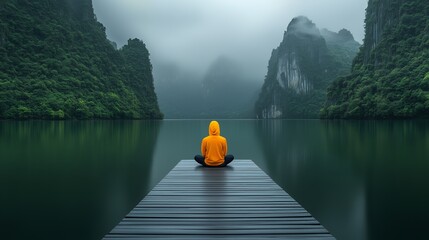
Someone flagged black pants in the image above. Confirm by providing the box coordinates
[194,155,234,167]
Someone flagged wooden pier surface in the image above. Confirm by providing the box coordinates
[104,160,335,239]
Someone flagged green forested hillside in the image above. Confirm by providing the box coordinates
[0,0,163,119]
[322,0,429,118]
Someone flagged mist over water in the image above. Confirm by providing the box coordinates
[92,1,367,119]
[154,57,262,118]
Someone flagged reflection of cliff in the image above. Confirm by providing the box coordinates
[323,120,429,239]
[0,120,160,239]
[255,119,429,239]
[254,120,367,239]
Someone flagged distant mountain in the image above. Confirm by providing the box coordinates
[322,0,429,118]
[154,63,205,118]
[255,16,360,118]
[201,57,261,118]
[0,0,162,119]
[155,57,261,119]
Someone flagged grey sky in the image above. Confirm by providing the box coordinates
[93,0,367,80]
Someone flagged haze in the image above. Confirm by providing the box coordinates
[93,0,366,80]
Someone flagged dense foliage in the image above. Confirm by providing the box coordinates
[321,0,429,118]
[0,0,163,119]
[255,17,360,118]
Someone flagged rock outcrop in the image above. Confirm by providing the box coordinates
[256,16,360,118]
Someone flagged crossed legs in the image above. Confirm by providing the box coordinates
[194,155,234,167]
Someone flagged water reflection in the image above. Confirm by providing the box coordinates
[0,120,160,240]
[2,120,429,240]
[255,120,429,240]
[148,120,210,187]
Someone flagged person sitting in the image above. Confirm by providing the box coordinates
[194,120,234,167]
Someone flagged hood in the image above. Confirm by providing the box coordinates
[208,121,220,136]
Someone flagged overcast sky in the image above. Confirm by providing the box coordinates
[93,0,367,80]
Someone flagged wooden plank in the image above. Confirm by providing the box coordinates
[104,235,335,240]
[103,160,335,239]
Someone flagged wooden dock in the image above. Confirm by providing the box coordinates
[104,160,335,239]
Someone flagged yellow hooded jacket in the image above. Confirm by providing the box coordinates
[201,121,228,166]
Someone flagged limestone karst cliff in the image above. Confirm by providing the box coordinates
[255,16,360,118]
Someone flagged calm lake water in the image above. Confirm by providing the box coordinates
[1,120,429,240]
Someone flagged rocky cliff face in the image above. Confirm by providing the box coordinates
[274,17,327,95]
[360,0,404,64]
[322,0,429,118]
[255,16,360,118]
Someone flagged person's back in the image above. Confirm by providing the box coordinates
[195,121,234,167]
